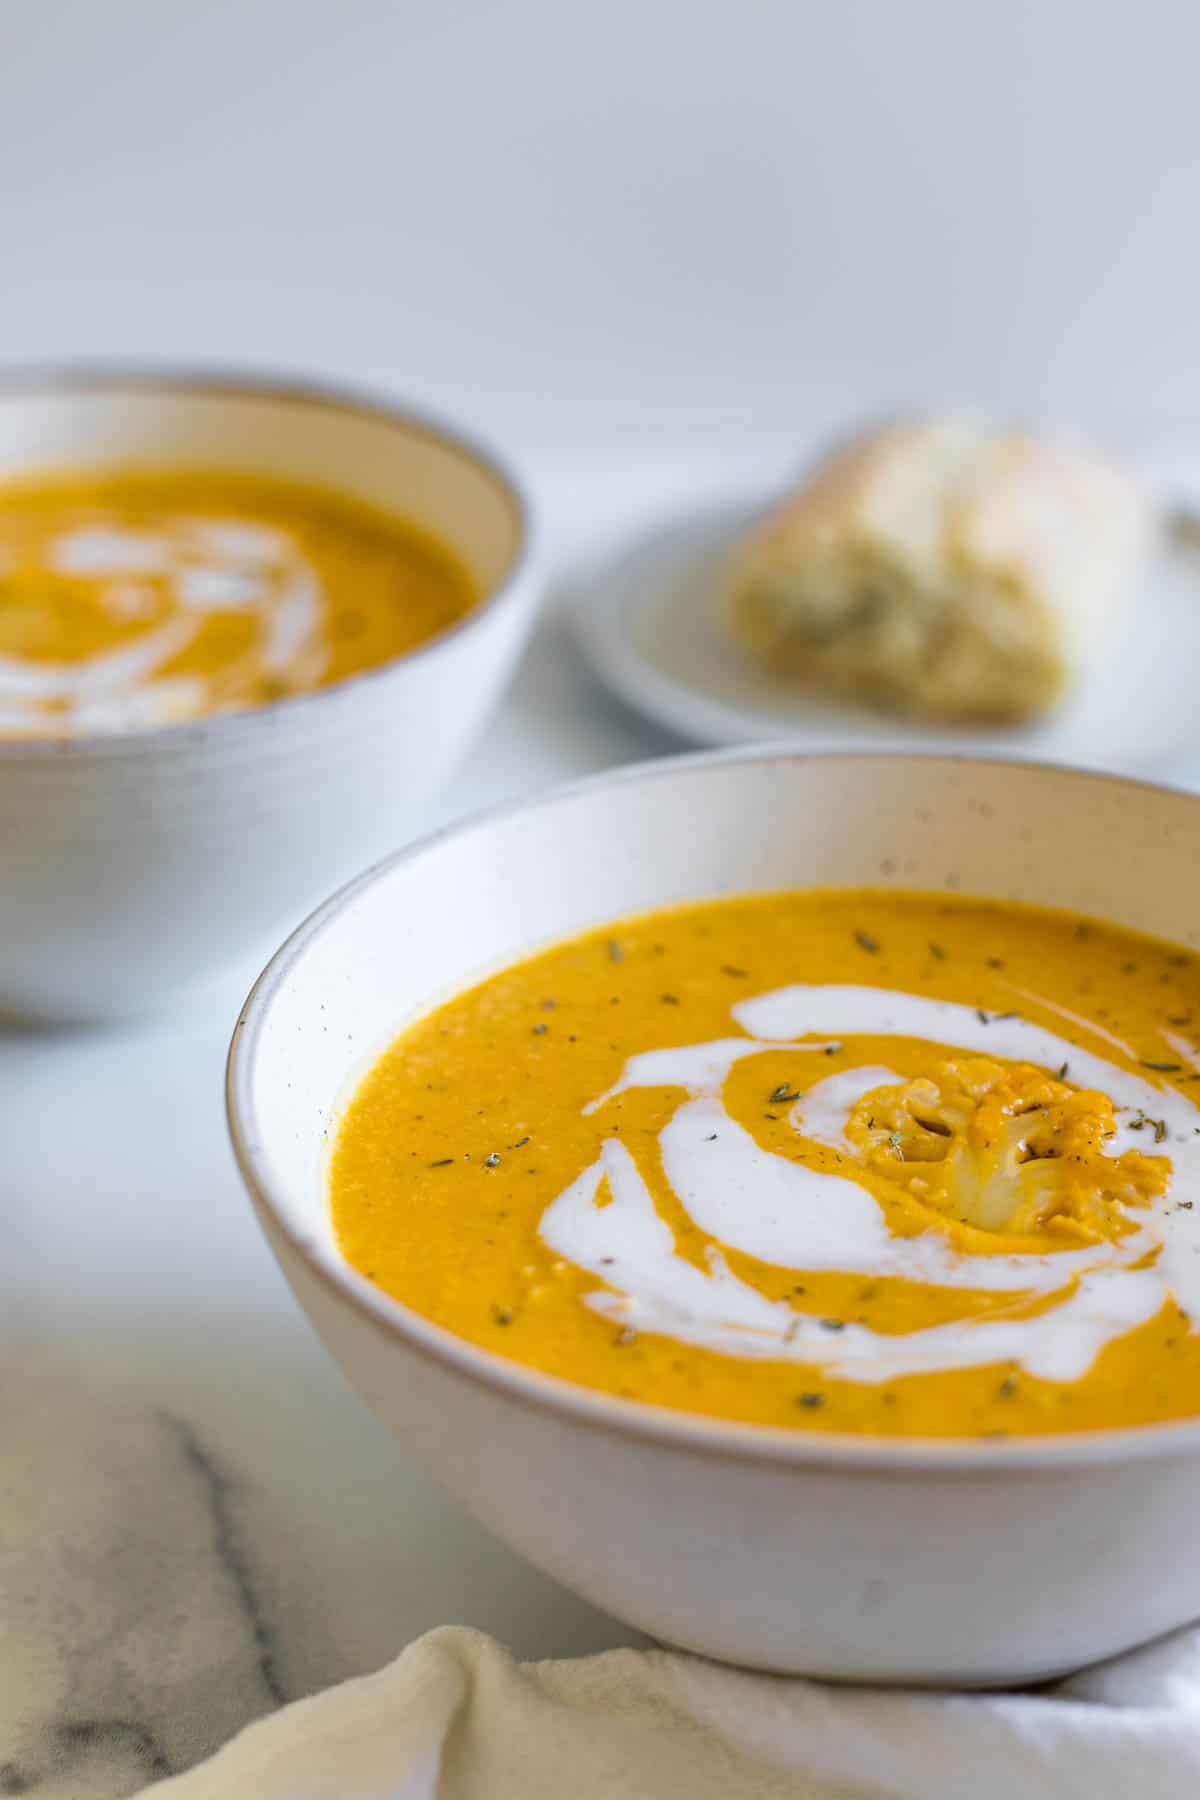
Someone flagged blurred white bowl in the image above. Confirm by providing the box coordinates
[228,749,1200,1685]
[0,367,539,1019]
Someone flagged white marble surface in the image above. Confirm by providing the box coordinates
[5,441,1200,1798]
[0,449,790,1797]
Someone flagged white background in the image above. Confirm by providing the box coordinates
[2,0,1198,453]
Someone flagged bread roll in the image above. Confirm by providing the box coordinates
[727,420,1152,723]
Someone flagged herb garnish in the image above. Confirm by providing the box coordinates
[485,1152,501,1168]
[854,929,880,954]
[823,1041,843,1056]
[819,1318,846,1332]
[721,963,748,978]
[429,1158,454,1168]
[929,942,946,961]
[1142,1060,1182,1072]
[770,1082,802,1104]
[492,1305,513,1326]
[660,993,680,1005]
[795,1392,825,1409]
[1058,1062,1070,1080]
[511,1136,531,1149]
[1155,1118,1169,1144]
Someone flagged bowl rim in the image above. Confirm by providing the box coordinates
[227,744,1200,1474]
[0,359,534,759]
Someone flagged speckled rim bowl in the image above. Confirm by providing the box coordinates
[228,749,1200,1684]
[0,365,539,1019]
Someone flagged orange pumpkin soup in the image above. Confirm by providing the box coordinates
[331,890,1200,1437]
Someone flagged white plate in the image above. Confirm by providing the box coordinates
[570,493,1200,771]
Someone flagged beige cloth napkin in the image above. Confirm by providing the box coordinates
[152,1621,1200,1798]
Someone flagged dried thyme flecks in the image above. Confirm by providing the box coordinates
[721,963,748,978]
[795,1392,825,1410]
[492,1305,513,1326]
[429,1158,454,1168]
[929,942,946,961]
[854,929,880,954]
[770,1082,802,1105]
[1142,1060,1183,1073]
[1058,1061,1070,1080]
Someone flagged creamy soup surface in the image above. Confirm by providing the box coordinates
[331,891,1200,1438]
[0,469,478,733]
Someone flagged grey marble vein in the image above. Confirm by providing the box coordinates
[1,1368,289,1797]
[158,1415,287,1712]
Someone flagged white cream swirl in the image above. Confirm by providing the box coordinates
[539,986,1200,1384]
[0,517,327,732]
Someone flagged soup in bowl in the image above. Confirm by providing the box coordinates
[228,752,1200,1683]
[0,368,537,1018]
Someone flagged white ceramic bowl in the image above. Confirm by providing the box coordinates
[228,751,1200,1685]
[0,367,538,1020]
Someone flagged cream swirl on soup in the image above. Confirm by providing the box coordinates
[0,470,478,734]
[541,986,1200,1384]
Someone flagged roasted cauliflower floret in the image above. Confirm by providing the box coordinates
[845,1058,1168,1241]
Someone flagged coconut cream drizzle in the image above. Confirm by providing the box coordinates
[0,518,327,731]
[539,985,1200,1384]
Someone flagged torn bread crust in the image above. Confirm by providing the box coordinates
[727,420,1154,724]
